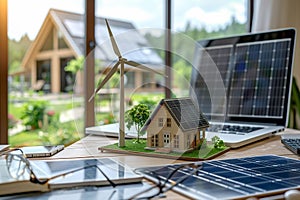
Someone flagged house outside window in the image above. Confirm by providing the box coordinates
[167,118,171,127]
[158,118,163,127]
[40,29,53,51]
[142,72,152,88]
[36,60,51,93]
[125,71,135,88]
[58,30,68,49]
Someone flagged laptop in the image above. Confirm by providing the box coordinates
[190,28,296,148]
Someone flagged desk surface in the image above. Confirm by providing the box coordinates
[51,128,300,199]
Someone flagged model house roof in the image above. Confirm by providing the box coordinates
[142,97,210,132]
[22,8,163,69]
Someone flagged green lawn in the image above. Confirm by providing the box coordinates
[8,95,84,147]
[8,92,166,147]
[9,120,83,147]
[101,139,229,160]
[9,131,43,147]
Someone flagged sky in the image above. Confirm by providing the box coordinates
[8,0,247,41]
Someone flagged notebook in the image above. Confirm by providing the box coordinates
[0,157,143,196]
[190,28,296,148]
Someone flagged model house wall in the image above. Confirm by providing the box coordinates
[143,97,209,153]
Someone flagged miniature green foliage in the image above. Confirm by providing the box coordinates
[125,104,150,143]
[211,136,226,149]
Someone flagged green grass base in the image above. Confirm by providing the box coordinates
[99,139,230,161]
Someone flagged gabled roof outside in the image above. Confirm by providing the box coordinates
[22,8,163,70]
[142,97,210,133]
[52,8,164,68]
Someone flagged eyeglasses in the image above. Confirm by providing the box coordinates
[128,162,203,200]
[0,149,116,187]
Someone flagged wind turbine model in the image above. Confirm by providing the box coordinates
[90,19,165,147]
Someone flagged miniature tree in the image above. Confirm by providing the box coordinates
[125,104,150,143]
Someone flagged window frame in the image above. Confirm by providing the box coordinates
[0,0,8,144]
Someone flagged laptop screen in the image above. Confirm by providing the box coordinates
[190,28,296,126]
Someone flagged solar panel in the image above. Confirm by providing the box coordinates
[228,39,291,118]
[136,155,300,199]
[190,28,295,128]
[192,45,232,116]
[163,98,209,131]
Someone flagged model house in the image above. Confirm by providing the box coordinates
[21,9,164,94]
[142,97,209,153]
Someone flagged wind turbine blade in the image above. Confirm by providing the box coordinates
[105,19,122,58]
[88,62,119,102]
[125,60,167,77]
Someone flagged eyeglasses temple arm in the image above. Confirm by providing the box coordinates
[163,164,202,193]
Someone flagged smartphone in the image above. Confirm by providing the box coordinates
[21,145,64,158]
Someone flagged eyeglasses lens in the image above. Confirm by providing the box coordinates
[6,154,28,179]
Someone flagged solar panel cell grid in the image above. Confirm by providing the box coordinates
[137,155,300,199]
[193,46,232,115]
[228,39,291,118]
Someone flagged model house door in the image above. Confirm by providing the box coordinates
[163,132,170,147]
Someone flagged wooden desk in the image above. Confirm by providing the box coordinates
[51,128,300,199]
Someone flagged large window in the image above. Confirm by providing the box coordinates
[6,0,248,146]
[172,0,247,97]
[36,60,51,92]
[7,0,85,146]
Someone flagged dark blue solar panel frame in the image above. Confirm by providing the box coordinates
[136,155,300,199]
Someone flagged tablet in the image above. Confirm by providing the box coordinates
[21,145,64,158]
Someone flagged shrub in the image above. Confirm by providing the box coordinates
[20,100,47,130]
[8,113,18,129]
[39,120,82,146]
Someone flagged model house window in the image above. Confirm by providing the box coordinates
[163,133,170,146]
[158,118,163,127]
[174,135,179,148]
[167,118,171,127]
[200,130,203,139]
[151,134,158,147]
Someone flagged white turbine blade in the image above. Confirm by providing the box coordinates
[105,19,122,58]
[88,62,119,102]
[125,60,167,77]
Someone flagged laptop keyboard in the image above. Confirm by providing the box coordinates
[207,124,263,135]
[281,138,300,155]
